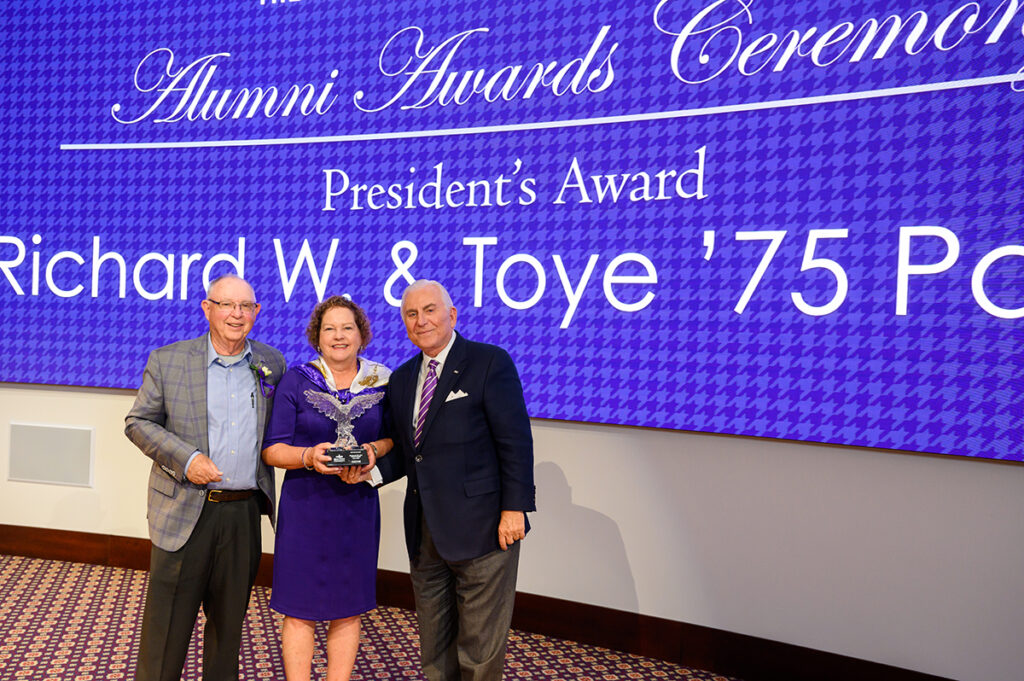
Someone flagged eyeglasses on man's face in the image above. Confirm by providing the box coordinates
[207,299,258,314]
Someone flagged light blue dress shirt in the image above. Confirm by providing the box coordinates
[199,338,260,490]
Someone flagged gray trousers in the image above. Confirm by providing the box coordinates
[410,517,521,681]
[135,496,261,681]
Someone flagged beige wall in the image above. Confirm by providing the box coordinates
[2,382,1023,681]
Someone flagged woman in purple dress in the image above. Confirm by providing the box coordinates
[262,296,392,681]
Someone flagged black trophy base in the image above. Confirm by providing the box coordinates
[324,446,369,467]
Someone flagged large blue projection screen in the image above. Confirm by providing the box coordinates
[1,1,1022,460]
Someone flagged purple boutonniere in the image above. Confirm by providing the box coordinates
[250,361,275,398]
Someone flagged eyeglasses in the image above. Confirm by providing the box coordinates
[207,299,258,314]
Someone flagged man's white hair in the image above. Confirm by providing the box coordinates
[206,274,255,300]
[400,279,454,312]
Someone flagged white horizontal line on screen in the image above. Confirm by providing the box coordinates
[60,72,1023,151]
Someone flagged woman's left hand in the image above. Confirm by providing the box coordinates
[361,442,378,469]
[337,443,376,484]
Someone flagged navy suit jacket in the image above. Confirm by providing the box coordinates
[378,333,536,562]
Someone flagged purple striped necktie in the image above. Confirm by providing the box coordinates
[413,359,439,448]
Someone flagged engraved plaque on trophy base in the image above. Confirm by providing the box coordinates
[324,446,369,467]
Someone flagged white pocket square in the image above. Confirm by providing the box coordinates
[445,389,469,402]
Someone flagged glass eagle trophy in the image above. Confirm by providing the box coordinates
[303,390,384,467]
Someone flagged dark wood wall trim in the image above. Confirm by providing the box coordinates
[0,524,277,588]
[0,525,951,681]
[0,524,151,571]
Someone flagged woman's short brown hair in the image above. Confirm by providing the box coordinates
[305,296,373,353]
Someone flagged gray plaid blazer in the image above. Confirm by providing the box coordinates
[125,334,286,552]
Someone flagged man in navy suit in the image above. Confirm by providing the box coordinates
[360,279,536,681]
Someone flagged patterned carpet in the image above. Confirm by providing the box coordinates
[0,554,736,680]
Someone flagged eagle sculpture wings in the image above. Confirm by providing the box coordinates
[304,389,385,447]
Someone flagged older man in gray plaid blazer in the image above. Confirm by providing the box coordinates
[126,274,286,681]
